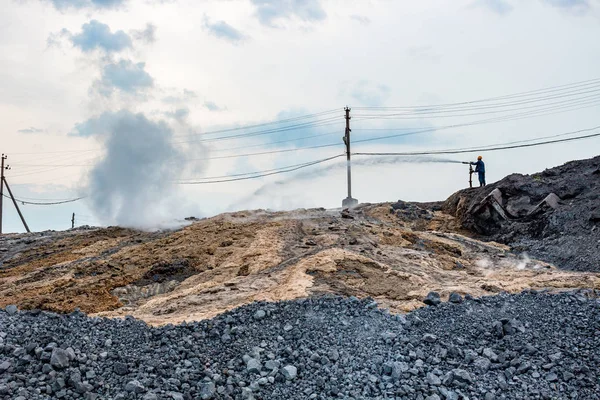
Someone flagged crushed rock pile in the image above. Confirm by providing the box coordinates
[443,155,600,272]
[1,290,599,399]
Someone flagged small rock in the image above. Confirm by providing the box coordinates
[282,365,297,380]
[253,310,266,320]
[246,358,261,374]
[485,392,496,400]
[545,373,558,382]
[0,361,10,372]
[125,380,145,394]
[517,362,531,374]
[199,382,216,399]
[5,305,18,315]
[50,349,70,369]
[448,292,463,303]
[257,377,268,386]
[423,292,441,306]
[474,357,492,372]
[423,333,438,343]
[113,362,128,375]
[452,369,473,384]
[483,348,498,362]
[426,372,441,386]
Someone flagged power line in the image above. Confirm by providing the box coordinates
[353,77,600,110]
[353,93,600,120]
[176,157,342,181]
[351,100,600,145]
[352,128,600,157]
[172,109,341,139]
[178,142,344,162]
[7,109,342,156]
[209,130,340,153]
[1,193,86,205]
[353,85,600,115]
[172,116,343,145]
[2,194,84,202]
[176,155,344,184]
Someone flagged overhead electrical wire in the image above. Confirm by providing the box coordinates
[351,100,600,145]
[7,78,600,174]
[174,95,600,162]
[353,77,600,110]
[174,141,344,162]
[176,154,344,184]
[1,193,83,202]
[353,86,600,115]
[172,109,341,139]
[8,78,600,157]
[353,93,600,120]
[7,109,342,156]
[176,156,344,182]
[352,129,600,157]
[1,193,86,205]
[169,126,600,184]
[171,116,343,145]
[208,131,341,153]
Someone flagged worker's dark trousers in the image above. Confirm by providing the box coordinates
[478,173,486,187]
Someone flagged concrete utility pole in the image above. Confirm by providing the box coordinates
[0,154,31,234]
[0,154,6,234]
[342,107,358,209]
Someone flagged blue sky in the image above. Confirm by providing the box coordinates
[1,0,600,232]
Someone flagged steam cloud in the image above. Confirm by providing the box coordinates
[72,110,204,228]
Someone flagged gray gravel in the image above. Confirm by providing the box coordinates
[1,290,599,399]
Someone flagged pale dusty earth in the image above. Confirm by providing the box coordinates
[1,204,598,325]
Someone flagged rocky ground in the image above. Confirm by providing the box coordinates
[1,290,599,400]
[1,156,600,399]
[443,155,600,272]
[2,204,598,325]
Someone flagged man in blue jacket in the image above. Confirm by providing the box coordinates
[471,156,486,187]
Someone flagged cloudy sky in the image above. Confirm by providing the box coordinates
[1,0,599,233]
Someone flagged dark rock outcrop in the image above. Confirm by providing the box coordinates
[443,156,600,272]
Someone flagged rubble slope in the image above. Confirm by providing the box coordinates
[2,204,598,325]
[443,155,600,272]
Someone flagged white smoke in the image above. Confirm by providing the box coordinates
[73,110,206,228]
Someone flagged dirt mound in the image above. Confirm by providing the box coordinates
[2,204,599,325]
[443,155,600,272]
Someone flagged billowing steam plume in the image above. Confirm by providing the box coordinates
[72,110,204,228]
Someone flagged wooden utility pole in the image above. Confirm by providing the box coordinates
[72,213,75,229]
[0,154,6,234]
[0,154,31,233]
[342,107,358,209]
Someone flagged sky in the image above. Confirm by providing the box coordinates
[1,0,600,233]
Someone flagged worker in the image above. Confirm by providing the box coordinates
[470,156,486,187]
